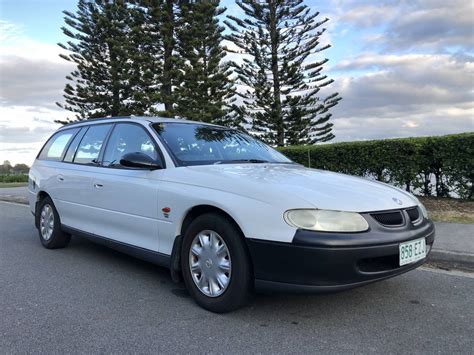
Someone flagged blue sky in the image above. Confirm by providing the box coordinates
[1,1,71,40]
[0,0,473,164]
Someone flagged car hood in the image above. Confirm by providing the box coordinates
[179,163,418,212]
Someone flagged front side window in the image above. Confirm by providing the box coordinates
[102,123,159,167]
[74,124,112,165]
[152,123,292,166]
[38,128,79,161]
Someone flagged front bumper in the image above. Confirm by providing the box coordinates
[246,216,435,293]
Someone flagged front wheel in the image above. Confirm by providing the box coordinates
[37,197,71,249]
[181,213,253,313]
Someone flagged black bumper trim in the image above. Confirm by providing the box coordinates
[247,219,435,292]
[254,257,426,293]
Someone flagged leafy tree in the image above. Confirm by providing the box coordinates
[174,0,239,127]
[0,160,12,175]
[225,0,341,146]
[12,164,30,174]
[57,0,157,123]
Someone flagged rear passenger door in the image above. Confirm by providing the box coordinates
[87,123,164,251]
[56,124,113,235]
[32,127,80,211]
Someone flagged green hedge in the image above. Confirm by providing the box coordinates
[0,174,29,183]
[278,133,474,200]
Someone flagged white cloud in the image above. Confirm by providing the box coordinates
[0,55,73,108]
[0,21,70,165]
[0,105,64,165]
[383,1,474,51]
[333,53,473,109]
[0,21,74,109]
[324,0,474,142]
[338,3,399,27]
[333,0,474,52]
[330,52,474,141]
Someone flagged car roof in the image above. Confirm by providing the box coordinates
[58,116,220,131]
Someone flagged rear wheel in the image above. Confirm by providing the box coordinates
[181,213,252,313]
[37,197,70,249]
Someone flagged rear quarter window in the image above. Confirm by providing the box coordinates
[63,127,87,163]
[38,128,80,161]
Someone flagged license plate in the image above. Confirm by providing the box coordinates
[399,238,426,266]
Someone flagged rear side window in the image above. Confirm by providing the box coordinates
[38,128,79,161]
[74,124,112,165]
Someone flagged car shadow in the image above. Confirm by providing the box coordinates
[65,234,409,317]
[66,236,179,284]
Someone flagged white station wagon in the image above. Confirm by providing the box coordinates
[29,117,435,312]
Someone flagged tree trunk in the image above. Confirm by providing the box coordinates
[269,2,284,146]
[423,172,431,196]
[109,42,120,117]
[435,169,441,196]
[162,0,174,115]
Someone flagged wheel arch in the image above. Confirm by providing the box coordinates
[34,191,52,228]
[170,204,251,283]
[179,204,246,239]
[36,190,50,203]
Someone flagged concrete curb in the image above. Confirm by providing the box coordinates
[428,250,474,272]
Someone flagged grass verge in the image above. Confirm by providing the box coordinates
[0,182,28,188]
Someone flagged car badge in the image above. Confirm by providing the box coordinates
[392,197,403,205]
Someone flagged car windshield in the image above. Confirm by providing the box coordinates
[152,122,293,166]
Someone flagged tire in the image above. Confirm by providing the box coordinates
[181,213,253,313]
[37,196,71,249]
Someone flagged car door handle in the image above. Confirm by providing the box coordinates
[57,175,64,182]
[93,183,103,189]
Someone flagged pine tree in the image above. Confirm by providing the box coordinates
[57,0,157,123]
[173,0,238,126]
[225,0,341,146]
[136,0,182,117]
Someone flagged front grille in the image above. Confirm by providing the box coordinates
[406,207,421,222]
[370,211,404,226]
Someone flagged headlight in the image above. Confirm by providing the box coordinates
[418,202,428,219]
[284,209,369,232]
[411,194,428,219]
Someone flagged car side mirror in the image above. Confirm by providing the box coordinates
[120,152,163,170]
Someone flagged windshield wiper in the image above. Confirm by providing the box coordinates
[214,159,270,164]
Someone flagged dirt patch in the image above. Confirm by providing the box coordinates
[419,196,474,224]
[0,196,28,204]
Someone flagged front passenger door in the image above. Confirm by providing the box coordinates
[88,123,164,252]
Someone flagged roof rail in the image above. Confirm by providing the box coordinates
[61,116,134,128]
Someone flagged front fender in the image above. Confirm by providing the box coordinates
[156,180,298,255]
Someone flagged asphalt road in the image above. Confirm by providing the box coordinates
[1,201,473,354]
